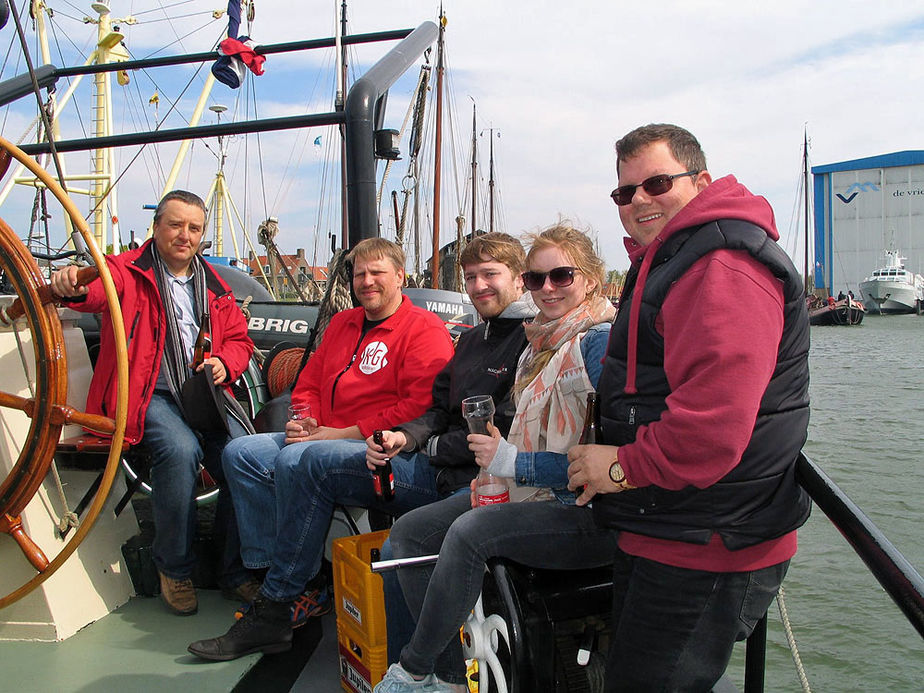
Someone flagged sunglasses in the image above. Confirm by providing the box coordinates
[521,266,577,291]
[610,170,700,206]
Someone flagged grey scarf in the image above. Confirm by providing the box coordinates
[152,249,254,435]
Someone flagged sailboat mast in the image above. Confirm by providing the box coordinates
[337,0,349,250]
[470,101,477,237]
[430,13,445,289]
[803,128,811,296]
[487,127,496,234]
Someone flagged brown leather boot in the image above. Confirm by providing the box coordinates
[221,576,262,603]
[159,571,198,615]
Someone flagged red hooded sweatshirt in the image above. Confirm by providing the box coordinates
[617,175,797,572]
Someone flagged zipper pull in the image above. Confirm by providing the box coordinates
[628,405,636,425]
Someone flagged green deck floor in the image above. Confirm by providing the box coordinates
[3,589,324,693]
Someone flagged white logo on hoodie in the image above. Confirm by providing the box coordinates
[359,341,389,374]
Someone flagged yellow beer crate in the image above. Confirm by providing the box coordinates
[332,529,389,648]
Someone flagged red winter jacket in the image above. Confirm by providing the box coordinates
[291,295,453,438]
[67,240,254,444]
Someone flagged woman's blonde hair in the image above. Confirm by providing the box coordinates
[522,222,605,296]
[513,223,606,399]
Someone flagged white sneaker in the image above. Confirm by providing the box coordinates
[373,663,443,692]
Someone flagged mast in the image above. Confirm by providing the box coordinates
[209,104,228,257]
[486,127,497,234]
[470,100,477,237]
[803,127,811,296]
[430,12,445,289]
[336,0,349,250]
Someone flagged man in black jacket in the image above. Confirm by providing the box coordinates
[369,233,533,495]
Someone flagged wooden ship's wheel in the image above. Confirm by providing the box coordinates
[0,135,128,609]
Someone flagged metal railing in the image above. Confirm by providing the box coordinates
[740,452,924,692]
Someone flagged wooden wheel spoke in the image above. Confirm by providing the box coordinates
[52,405,116,435]
[0,390,33,416]
[0,513,50,572]
[3,266,99,323]
[0,393,114,435]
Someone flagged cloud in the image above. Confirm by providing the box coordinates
[2,1,922,273]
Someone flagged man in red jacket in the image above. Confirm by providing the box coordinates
[50,190,257,616]
[188,238,454,661]
[567,124,810,691]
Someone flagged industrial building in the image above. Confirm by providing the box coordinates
[811,151,924,295]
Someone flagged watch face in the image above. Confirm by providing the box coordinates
[609,462,626,484]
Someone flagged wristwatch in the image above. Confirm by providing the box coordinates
[608,460,626,484]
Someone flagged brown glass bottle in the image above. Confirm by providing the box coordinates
[191,312,212,368]
[579,392,598,445]
[576,392,598,494]
[372,430,395,501]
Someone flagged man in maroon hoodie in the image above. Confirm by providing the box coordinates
[567,124,810,691]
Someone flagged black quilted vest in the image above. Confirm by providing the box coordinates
[592,220,811,550]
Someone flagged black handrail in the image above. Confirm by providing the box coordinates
[796,452,924,638]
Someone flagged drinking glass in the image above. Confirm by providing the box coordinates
[461,395,495,435]
[288,403,312,421]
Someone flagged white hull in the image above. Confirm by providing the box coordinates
[859,279,921,314]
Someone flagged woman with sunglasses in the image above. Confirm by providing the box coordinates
[375,224,617,693]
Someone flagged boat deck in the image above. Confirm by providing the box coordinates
[3,589,342,692]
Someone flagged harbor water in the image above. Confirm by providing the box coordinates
[728,314,924,691]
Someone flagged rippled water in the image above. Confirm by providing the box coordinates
[728,314,924,691]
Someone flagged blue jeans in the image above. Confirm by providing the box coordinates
[222,434,442,601]
[143,392,248,586]
[389,493,616,684]
[604,551,789,691]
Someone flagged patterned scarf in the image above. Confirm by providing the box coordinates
[508,295,615,454]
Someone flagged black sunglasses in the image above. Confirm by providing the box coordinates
[521,266,577,291]
[610,170,700,206]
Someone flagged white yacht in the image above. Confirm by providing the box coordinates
[859,250,924,314]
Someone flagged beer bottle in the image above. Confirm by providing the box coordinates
[372,430,395,501]
[579,392,598,445]
[191,312,212,369]
[576,392,598,494]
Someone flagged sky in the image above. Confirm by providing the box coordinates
[1,1,923,273]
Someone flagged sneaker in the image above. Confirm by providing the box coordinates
[373,663,441,692]
[187,595,292,661]
[234,586,331,627]
[291,587,332,626]
[221,577,262,603]
[158,571,197,616]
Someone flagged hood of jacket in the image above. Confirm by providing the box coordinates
[620,175,778,394]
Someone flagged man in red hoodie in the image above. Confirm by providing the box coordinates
[567,124,810,691]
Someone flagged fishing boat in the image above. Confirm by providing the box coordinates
[858,248,924,314]
[1,11,922,693]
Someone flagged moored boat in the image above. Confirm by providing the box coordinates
[807,294,866,326]
[858,249,924,314]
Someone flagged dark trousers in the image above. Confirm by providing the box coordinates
[605,549,789,692]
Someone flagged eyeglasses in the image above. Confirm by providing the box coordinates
[610,170,700,206]
[521,266,577,291]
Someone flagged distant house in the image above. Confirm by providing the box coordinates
[245,248,328,299]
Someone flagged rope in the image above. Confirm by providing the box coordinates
[309,248,352,353]
[777,585,812,692]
